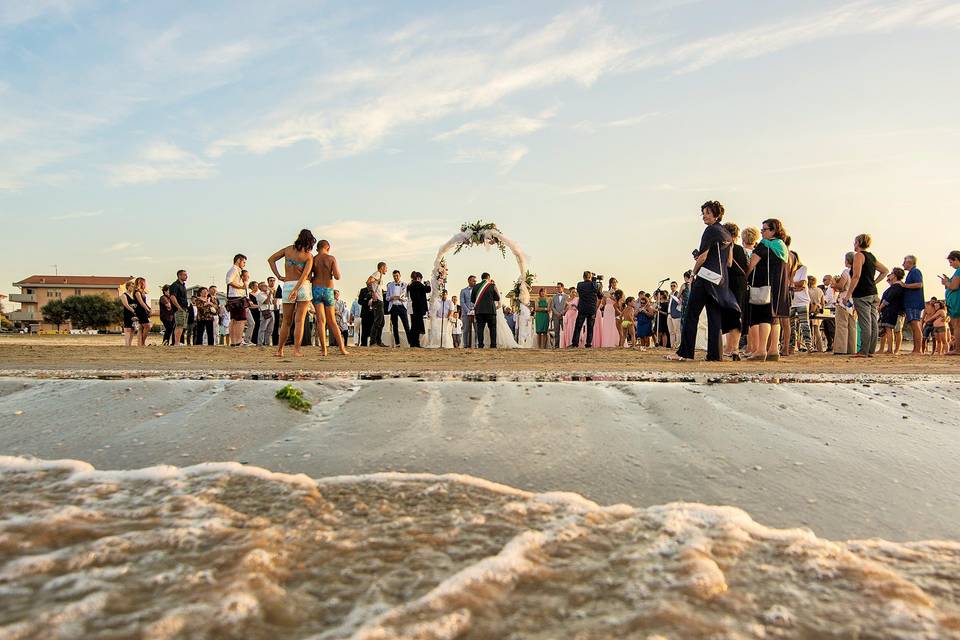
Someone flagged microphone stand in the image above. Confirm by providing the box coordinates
[650,277,670,349]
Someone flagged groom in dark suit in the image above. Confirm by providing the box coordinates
[471,272,500,349]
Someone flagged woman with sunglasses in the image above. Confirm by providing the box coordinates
[744,218,792,361]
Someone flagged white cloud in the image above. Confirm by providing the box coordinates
[322,220,450,262]
[0,0,86,28]
[208,7,640,161]
[607,113,660,127]
[109,142,215,186]
[104,241,142,253]
[559,184,607,195]
[434,112,553,141]
[52,209,104,221]
[662,0,960,73]
[453,145,529,174]
[574,112,660,133]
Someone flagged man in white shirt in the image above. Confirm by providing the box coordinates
[386,269,410,346]
[225,254,248,347]
[789,259,811,353]
[366,262,388,347]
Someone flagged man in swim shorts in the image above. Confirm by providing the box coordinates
[311,240,349,356]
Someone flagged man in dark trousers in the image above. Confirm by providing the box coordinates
[358,286,374,346]
[471,272,500,348]
[572,270,601,348]
[407,271,431,348]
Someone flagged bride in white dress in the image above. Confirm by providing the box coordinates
[494,304,520,349]
[516,302,535,348]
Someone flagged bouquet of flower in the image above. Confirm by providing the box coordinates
[434,257,449,295]
[455,220,507,258]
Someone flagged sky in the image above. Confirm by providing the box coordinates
[2,0,959,306]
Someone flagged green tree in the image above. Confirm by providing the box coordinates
[62,295,123,330]
[41,299,69,332]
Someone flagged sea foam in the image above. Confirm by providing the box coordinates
[1,456,958,639]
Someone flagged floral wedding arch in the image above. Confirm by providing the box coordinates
[431,221,530,306]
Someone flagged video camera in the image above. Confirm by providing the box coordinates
[592,273,604,292]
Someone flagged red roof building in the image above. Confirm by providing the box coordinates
[10,275,132,331]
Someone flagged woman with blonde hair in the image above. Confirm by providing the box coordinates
[132,277,152,346]
[843,233,889,357]
[741,226,760,257]
[119,280,137,347]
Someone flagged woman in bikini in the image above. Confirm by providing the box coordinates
[620,296,637,348]
[268,229,316,357]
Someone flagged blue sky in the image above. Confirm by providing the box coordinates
[2,0,958,302]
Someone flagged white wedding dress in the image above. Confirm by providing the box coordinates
[516,304,535,349]
[494,306,520,349]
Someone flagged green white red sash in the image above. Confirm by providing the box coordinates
[475,280,493,305]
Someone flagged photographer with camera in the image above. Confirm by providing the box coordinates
[571,270,602,348]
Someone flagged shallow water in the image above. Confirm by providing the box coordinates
[1,457,958,639]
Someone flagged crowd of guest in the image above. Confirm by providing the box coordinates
[118,215,960,359]
[666,201,960,361]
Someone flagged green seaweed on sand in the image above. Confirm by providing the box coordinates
[275,384,312,413]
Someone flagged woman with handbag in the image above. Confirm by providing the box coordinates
[667,201,741,362]
[745,218,792,361]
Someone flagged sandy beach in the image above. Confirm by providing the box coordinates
[3,338,959,638]
[2,334,959,377]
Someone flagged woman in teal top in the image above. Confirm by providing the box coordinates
[535,288,550,348]
[941,250,960,355]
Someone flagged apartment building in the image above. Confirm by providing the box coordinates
[10,275,130,332]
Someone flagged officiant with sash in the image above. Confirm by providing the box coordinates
[668,200,740,362]
[472,272,500,349]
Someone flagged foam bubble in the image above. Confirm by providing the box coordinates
[1,456,958,639]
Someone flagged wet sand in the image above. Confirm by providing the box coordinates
[2,376,958,542]
[1,335,959,376]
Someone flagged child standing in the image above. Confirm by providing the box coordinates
[932,300,948,355]
[451,312,463,348]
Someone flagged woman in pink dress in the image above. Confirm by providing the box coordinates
[562,288,584,347]
[598,291,621,347]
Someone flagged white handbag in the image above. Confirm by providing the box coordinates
[748,249,772,305]
[697,242,724,285]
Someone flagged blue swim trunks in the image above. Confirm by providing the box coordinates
[904,308,923,322]
[312,286,335,306]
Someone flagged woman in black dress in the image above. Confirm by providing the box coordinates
[667,201,742,362]
[723,222,749,359]
[132,277,152,347]
[119,280,137,347]
[745,218,791,361]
